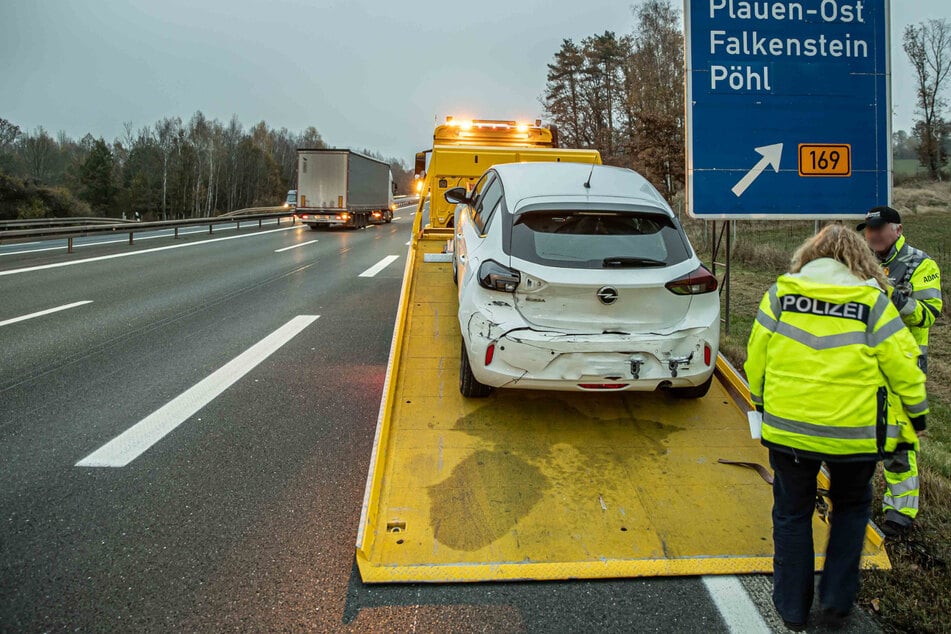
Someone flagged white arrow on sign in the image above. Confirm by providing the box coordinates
[731,143,783,198]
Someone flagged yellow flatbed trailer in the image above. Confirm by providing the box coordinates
[355,222,890,584]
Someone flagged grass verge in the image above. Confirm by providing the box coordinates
[682,183,950,633]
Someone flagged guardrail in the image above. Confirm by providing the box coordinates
[0,198,420,254]
[0,217,137,230]
[0,211,299,253]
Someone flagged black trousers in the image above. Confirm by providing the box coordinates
[769,449,877,624]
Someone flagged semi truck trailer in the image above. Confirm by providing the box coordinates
[295,149,394,229]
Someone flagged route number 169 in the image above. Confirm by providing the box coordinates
[798,144,852,177]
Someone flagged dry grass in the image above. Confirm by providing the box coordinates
[683,186,951,633]
[893,181,951,216]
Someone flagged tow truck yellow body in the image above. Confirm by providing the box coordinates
[354,118,890,583]
[413,117,600,230]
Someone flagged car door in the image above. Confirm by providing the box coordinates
[455,173,494,291]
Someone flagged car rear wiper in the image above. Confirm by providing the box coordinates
[602,256,666,268]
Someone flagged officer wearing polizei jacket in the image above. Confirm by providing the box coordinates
[858,205,943,536]
[745,224,927,631]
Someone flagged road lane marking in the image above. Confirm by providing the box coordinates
[392,216,402,221]
[75,315,320,467]
[358,255,399,278]
[0,225,302,277]
[0,222,283,257]
[702,576,769,633]
[275,239,317,253]
[0,300,93,328]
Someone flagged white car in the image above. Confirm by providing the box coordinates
[447,162,720,398]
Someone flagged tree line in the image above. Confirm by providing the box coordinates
[542,3,951,196]
[543,0,684,199]
[0,113,414,221]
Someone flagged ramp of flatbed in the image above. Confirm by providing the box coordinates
[356,236,889,583]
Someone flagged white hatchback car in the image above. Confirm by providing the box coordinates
[447,162,720,398]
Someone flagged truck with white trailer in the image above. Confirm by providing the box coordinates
[294,149,394,229]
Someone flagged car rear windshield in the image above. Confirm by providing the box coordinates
[510,210,691,269]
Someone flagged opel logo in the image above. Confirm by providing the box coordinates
[597,287,618,305]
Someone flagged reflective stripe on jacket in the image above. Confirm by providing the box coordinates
[882,235,943,354]
[745,258,928,460]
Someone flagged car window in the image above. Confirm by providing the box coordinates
[469,173,492,206]
[509,210,690,269]
[474,179,503,234]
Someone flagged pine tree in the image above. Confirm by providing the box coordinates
[79,138,116,214]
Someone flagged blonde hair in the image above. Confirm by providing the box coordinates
[790,223,889,288]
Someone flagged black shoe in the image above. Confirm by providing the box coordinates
[882,518,910,539]
[783,620,806,632]
[819,607,849,630]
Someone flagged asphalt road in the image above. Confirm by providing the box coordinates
[0,211,871,632]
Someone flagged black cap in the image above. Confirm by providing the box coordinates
[857,206,901,231]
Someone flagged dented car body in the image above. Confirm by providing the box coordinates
[449,162,720,398]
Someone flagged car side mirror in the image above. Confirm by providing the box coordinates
[444,187,470,205]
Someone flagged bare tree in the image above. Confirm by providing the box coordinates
[904,19,951,180]
[18,127,57,183]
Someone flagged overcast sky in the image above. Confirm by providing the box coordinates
[1,1,948,162]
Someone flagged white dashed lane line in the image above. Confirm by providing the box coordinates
[275,240,318,253]
[358,255,400,278]
[0,300,94,328]
[75,315,320,468]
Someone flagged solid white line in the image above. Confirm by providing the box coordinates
[392,216,402,221]
[275,239,317,253]
[702,576,770,633]
[0,225,302,277]
[358,255,399,278]
[0,300,93,328]
[405,241,411,246]
[76,315,319,468]
[0,223,280,257]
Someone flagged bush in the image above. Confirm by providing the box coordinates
[0,173,91,220]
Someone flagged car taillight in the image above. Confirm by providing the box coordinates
[665,266,718,295]
[485,343,495,366]
[478,260,521,292]
[704,343,712,366]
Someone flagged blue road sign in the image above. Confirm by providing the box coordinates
[685,0,891,218]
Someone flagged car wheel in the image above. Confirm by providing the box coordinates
[385,212,393,223]
[669,375,713,399]
[459,340,492,398]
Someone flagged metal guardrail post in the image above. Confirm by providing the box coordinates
[68,237,73,253]
[174,227,179,239]
[258,219,262,228]
[209,224,213,235]
[129,232,134,246]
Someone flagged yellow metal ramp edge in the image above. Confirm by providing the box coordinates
[355,234,889,583]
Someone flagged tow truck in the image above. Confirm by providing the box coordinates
[354,117,890,582]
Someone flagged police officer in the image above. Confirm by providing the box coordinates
[858,205,943,536]
[745,224,927,630]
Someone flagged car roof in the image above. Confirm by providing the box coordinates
[490,162,671,212]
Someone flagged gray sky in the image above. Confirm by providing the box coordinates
[1,1,949,161]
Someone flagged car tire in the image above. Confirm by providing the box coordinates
[459,340,492,398]
[385,211,393,223]
[669,375,713,399]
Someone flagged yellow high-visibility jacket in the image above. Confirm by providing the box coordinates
[881,235,943,358]
[745,258,928,460]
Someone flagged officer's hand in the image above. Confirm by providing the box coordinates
[891,290,910,311]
